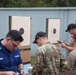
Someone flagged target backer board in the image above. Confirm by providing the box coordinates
[46,18,60,43]
[9,16,31,48]
[9,16,31,63]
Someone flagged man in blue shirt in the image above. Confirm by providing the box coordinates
[0,30,26,75]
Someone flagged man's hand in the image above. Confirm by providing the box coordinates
[61,41,74,51]
[61,42,67,48]
[20,69,26,75]
[28,66,33,74]
[0,71,18,75]
[18,64,26,75]
[7,71,18,75]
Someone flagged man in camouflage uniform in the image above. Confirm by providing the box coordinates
[29,31,67,75]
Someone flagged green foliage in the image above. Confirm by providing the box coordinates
[0,0,76,7]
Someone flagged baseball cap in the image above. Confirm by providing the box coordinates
[33,31,46,44]
[65,23,76,32]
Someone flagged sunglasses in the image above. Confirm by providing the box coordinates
[10,39,18,47]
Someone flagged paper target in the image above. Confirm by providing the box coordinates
[9,16,31,48]
[46,18,60,43]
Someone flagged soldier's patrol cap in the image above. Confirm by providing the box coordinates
[65,23,76,32]
[33,31,46,44]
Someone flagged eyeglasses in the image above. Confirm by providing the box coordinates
[10,39,18,47]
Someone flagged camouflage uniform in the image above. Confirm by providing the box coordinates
[30,42,67,75]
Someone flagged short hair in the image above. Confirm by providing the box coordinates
[6,30,24,42]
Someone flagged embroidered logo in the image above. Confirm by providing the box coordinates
[0,58,3,60]
[15,55,19,58]
[0,47,1,50]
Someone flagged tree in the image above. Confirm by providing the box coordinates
[0,0,76,7]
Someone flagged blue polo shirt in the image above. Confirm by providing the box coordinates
[0,39,22,72]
